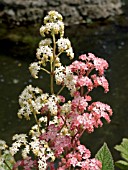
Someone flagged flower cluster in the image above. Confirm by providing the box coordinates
[0,11,113,170]
[55,53,109,96]
[29,11,74,79]
[57,142,102,170]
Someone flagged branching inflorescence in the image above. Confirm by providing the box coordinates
[0,11,112,170]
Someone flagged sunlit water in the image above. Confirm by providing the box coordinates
[0,4,128,168]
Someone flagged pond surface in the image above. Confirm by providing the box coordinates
[0,3,128,168]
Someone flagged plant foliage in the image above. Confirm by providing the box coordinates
[95,143,114,170]
[115,138,128,169]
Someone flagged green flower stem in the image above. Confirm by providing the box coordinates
[41,68,50,74]
[56,51,63,58]
[71,127,84,145]
[50,33,56,94]
[78,129,85,140]
[52,33,56,62]
[4,160,11,170]
[50,62,54,94]
[57,85,65,95]
[33,111,42,134]
[58,115,67,133]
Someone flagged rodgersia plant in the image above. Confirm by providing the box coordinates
[0,11,113,170]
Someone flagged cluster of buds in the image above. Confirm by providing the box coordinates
[29,11,74,79]
[0,11,112,170]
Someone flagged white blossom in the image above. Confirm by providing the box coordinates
[39,38,52,47]
[22,144,30,158]
[10,134,28,156]
[36,45,53,66]
[47,95,58,115]
[40,20,64,37]
[18,85,43,119]
[49,115,59,125]
[66,47,74,59]
[29,62,41,79]
[0,140,7,150]
[61,101,71,114]
[57,37,71,52]
[38,156,47,170]
[55,66,76,95]
[55,66,65,85]
[30,137,40,156]
[39,116,47,123]
[44,11,63,24]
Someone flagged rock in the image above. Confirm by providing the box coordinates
[61,0,84,5]
[47,0,60,7]
[5,9,15,17]
[57,4,83,25]
[0,0,123,25]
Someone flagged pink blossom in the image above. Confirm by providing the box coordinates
[79,53,109,76]
[47,162,55,170]
[91,74,109,93]
[53,135,72,156]
[79,54,87,61]
[57,141,102,170]
[68,157,78,167]
[71,95,88,112]
[69,60,88,75]
[88,53,96,60]
[40,124,59,141]
[89,158,102,170]
[41,105,48,114]
[75,76,93,91]
[85,95,92,101]
[82,149,91,160]
[58,95,65,103]
[13,157,37,170]
[77,145,91,158]
[79,113,95,133]
[88,102,113,123]
[57,167,65,170]
[80,159,90,170]
[93,57,109,76]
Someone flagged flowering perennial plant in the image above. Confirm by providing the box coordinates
[0,11,113,170]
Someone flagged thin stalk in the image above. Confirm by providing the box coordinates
[50,61,54,94]
[58,115,67,133]
[47,112,50,129]
[28,99,42,134]
[52,34,56,62]
[50,33,56,94]
[80,86,84,96]
[71,126,84,144]
[41,68,50,74]
[4,160,11,170]
[33,111,42,134]
[56,51,63,58]
[77,129,85,140]
[57,85,65,95]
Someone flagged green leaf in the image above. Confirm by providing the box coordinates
[0,151,15,170]
[115,160,128,170]
[115,138,128,162]
[95,143,114,170]
[114,138,128,170]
